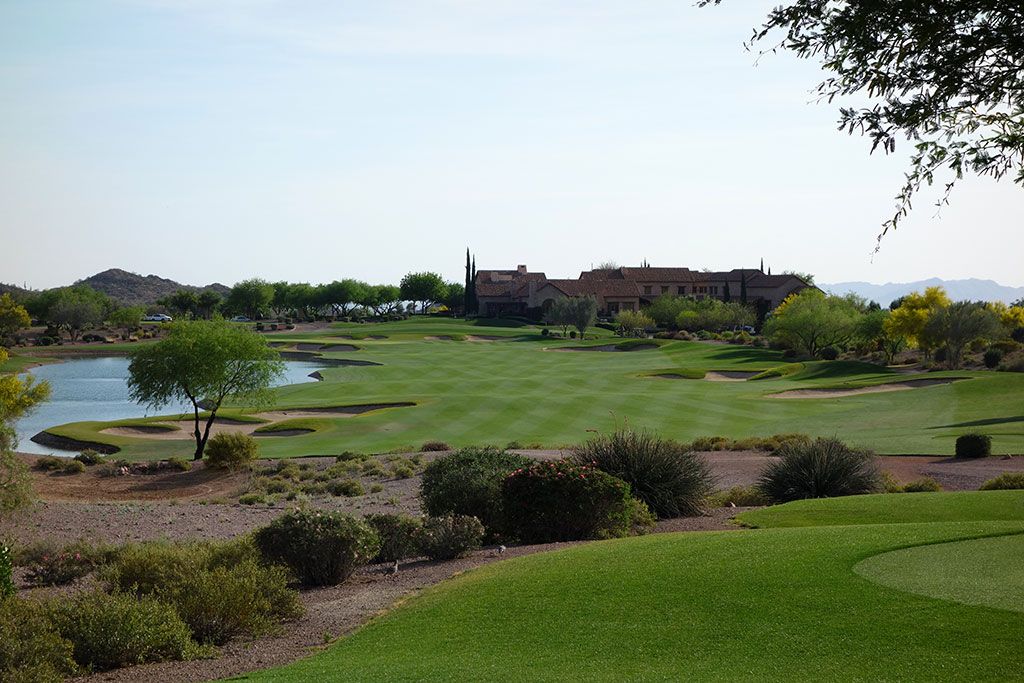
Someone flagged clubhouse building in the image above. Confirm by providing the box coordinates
[474,265,814,318]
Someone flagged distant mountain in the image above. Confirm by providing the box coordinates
[74,269,230,306]
[821,278,1024,306]
[0,282,32,300]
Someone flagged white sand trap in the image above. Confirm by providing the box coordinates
[771,378,962,399]
[705,371,758,382]
[466,335,504,341]
[101,421,260,440]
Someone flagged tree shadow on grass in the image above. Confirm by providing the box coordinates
[929,416,1024,429]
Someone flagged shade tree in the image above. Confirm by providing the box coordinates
[400,272,448,314]
[127,320,284,460]
[763,289,861,358]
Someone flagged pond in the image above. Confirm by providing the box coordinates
[13,356,324,455]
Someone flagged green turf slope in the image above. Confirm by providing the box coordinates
[237,502,1024,681]
[737,491,1024,528]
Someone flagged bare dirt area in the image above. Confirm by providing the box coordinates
[879,455,1024,490]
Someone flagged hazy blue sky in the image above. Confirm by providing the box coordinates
[2,0,1021,290]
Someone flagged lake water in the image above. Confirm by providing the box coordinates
[13,356,323,455]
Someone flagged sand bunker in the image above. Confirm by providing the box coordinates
[318,343,359,352]
[100,403,415,441]
[466,335,505,341]
[424,335,456,341]
[771,378,963,399]
[705,371,758,382]
[102,425,180,436]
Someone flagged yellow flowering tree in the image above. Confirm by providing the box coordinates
[884,287,951,357]
[1,348,51,511]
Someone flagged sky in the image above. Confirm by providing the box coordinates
[2,0,1022,290]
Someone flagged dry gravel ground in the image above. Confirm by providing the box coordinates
[4,450,1022,682]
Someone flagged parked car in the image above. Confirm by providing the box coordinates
[229,315,252,323]
[143,314,173,322]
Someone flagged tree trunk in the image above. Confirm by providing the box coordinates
[192,404,203,460]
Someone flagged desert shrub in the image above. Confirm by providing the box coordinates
[239,493,266,505]
[416,515,484,561]
[0,597,77,683]
[1012,327,1024,343]
[62,460,86,475]
[541,328,550,336]
[502,460,651,543]
[74,449,103,466]
[934,346,948,363]
[26,550,97,587]
[161,560,301,645]
[327,478,364,497]
[983,348,1003,368]
[34,456,64,471]
[366,514,423,563]
[880,471,904,494]
[390,463,415,479]
[95,462,122,478]
[166,457,191,471]
[253,509,380,586]
[705,485,771,507]
[757,438,881,503]
[690,435,729,451]
[369,483,384,493]
[203,432,259,470]
[979,472,1024,490]
[1001,355,1024,373]
[48,590,200,671]
[571,429,714,518]
[819,346,839,360]
[902,477,943,493]
[0,541,12,599]
[420,447,532,537]
[991,339,1022,354]
[955,433,992,458]
[420,441,451,452]
[105,539,297,645]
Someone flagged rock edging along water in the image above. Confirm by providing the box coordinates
[31,431,120,454]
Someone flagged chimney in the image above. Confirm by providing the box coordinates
[517,264,528,275]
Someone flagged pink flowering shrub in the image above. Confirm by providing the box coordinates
[27,551,96,587]
[502,460,654,543]
[253,509,380,586]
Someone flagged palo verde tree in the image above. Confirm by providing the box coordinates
[567,296,599,339]
[763,289,861,358]
[0,293,31,345]
[924,301,1001,369]
[1,347,50,511]
[703,1,1024,243]
[127,320,284,460]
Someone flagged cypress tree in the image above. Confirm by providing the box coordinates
[723,281,731,302]
[740,270,748,305]
[470,256,477,313]
[464,249,471,315]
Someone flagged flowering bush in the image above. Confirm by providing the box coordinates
[420,447,532,538]
[26,551,96,587]
[416,515,484,561]
[502,460,653,543]
[253,509,380,586]
[0,542,13,599]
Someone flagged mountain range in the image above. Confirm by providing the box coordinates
[821,278,1024,306]
[1,269,229,307]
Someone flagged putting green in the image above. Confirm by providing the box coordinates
[855,533,1024,614]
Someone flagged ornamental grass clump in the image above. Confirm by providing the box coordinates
[420,447,532,538]
[757,437,882,503]
[502,460,654,544]
[253,509,380,586]
[979,472,1024,490]
[571,429,714,518]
